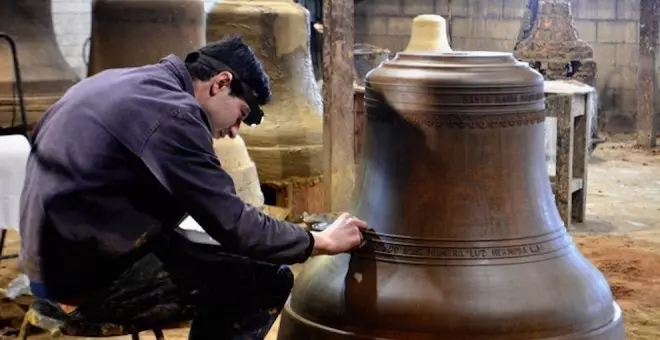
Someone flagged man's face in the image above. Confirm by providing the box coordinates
[194,71,250,139]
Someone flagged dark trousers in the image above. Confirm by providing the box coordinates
[41,230,294,340]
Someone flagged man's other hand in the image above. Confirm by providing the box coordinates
[311,212,368,256]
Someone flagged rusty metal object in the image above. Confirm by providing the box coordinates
[0,0,80,128]
[207,0,324,219]
[87,0,206,77]
[514,0,596,87]
[513,0,601,153]
[277,15,625,340]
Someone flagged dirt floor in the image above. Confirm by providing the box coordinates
[1,133,659,339]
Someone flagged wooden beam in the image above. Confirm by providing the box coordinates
[636,0,659,148]
[322,0,355,212]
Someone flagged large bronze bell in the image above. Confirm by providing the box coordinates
[277,15,625,339]
[87,0,206,77]
[207,0,324,220]
[0,0,80,128]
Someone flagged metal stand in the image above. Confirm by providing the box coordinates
[0,32,29,261]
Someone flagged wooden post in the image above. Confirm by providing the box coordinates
[636,0,659,148]
[322,0,355,212]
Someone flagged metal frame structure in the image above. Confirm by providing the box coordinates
[0,32,29,261]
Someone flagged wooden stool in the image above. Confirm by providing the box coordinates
[18,300,165,339]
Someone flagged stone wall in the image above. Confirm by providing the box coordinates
[355,0,650,132]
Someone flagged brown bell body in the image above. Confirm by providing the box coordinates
[277,51,624,339]
[206,0,324,185]
[0,0,80,128]
[87,0,206,77]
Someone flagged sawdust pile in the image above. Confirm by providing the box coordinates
[575,234,660,340]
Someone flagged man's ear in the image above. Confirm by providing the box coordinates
[217,71,233,88]
[210,71,233,96]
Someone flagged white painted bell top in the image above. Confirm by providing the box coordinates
[404,14,453,53]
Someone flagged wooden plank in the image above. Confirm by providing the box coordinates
[549,177,583,194]
[636,0,659,148]
[545,83,595,227]
[571,91,593,223]
[322,0,355,212]
[554,94,574,227]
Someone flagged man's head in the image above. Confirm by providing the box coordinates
[185,35,271,139]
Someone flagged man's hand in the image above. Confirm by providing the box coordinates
[311,212,368,256]
[313,22,324,34]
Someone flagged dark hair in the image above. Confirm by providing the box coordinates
[185,35,271,105]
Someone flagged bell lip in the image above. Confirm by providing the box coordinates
[279,299,625,339]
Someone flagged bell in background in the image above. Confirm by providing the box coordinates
[207,0,324,221]
[513,0,596,87]
[0,0,80,129]
[87,0,206,77]
[277,14,625,340]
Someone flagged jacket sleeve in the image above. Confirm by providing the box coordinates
[139,109,314,264]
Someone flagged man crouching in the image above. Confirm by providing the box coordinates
[19,35,367,339]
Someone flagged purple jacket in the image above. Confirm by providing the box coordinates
[19,55,313,301]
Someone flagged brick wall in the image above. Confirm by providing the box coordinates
[355,0,651,132]
[48,0,653,131]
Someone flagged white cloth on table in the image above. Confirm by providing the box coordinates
[0,134,30,231]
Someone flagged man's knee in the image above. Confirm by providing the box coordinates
[230,263,293,310]
[269,265,294,304]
